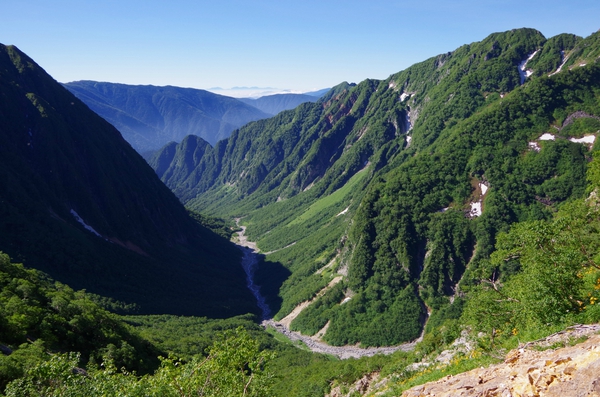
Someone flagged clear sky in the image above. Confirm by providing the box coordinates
[2,1,599,95]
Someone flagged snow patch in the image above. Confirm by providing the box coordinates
[550,51,569,76]
[539,133,556,141]
[518,50,538,85]
[337,207,350,216]
[70,209,102,237]
[341,297,352,305]
[404,109,412,132]
[570,135,596,144]
[400,92,410,102]
[470,202,482,217]
[468,182,488,218]
[529,141,541,152]
[406,135,412,147]
[480,182,488,196]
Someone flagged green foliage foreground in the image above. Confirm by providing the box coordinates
[0,253,160,390]
[0,253,274,396]
[3,328,274,397]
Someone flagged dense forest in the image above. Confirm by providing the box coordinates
[1,150,599,395]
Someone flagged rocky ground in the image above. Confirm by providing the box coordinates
[402,327,600,397]
[328,324,600,397]
[233,219,258,251]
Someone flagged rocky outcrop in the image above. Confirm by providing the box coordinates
[328,373,383,397]
[402,332,600,397]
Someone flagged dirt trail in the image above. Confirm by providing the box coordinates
[234,221,419,359]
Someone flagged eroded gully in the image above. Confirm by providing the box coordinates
[235,221,419,359]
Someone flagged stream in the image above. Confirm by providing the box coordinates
[239,245,271,319]
[235,221,418,359]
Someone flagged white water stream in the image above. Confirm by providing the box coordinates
[239,245,271,319]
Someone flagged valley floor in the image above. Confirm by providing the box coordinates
[263,319,417,359]
[234,223,421,359]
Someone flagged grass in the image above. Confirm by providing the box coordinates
[286,167,368,227]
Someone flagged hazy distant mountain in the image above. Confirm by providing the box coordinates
[238,93,323,115]
[63,81,271,153]
[303,88,331,97]
[0,44,256,317]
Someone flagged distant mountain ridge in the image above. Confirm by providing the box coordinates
[0,44,256,317]
[64,81,327,154]
[238,93,321,115]
[63,81,272,153]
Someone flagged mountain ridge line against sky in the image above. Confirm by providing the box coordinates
[2,0,599,94]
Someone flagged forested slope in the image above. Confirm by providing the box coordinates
[151,28,600,346]
[2,28,600,397]
[0,44,256,317]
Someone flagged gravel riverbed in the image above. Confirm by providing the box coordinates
[234,221,419,359]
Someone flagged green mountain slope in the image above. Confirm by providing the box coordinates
[63,81,271,153]
[0,44,256,317]
[150,28,600,346]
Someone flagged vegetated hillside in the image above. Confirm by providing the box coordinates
[0,250,279,395]
[147,81,356,203]
[63,81,271,153]
[238,92,322,115]
[0,252,162,389]
[0,44,257,317]
[149,28,600,346]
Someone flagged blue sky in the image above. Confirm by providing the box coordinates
[2,1,599,95]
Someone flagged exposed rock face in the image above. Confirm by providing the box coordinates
[402,334,600,397]
[328,373,382,397]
